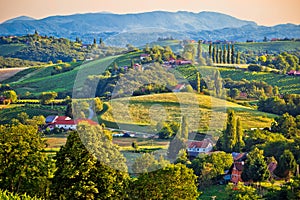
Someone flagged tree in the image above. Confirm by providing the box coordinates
[271,113,297,138]
[223,45,227,64]
[222,110,237,152]
[94,97,103,114]
[208,43,212,59]
[213,45,217,63]
[231,44,235,64]
[236,51,241,64]
[218,47,222,64]
[241,148,269,183]
[167,136,186,161]
[197,40,206,65]
[197,72,201,93]
[229,88,240,99]
[128,164,199,199]
[0,123,53,198]
[99,37,104,47]
[226,183,260,200]
[51,124,129,199]
[182,43,196,62]
[181,116,189,139]
[213,70,223,97]
[39,91,57,105]
[132,153,169,174]
[2,90,17,103]
[131,141,139,152]
[227,44,231,64]
[275,150,297,179]
[234,118,245,152]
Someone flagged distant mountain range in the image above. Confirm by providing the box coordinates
[0,11,299,46]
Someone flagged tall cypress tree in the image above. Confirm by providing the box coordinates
[223,45,227,64]
[197,72,201,93]
[236,51,241,64]
[213,45,217,63]
[181,116,189,139]
[223,110,237,152]
[227,44,231,64]
[208,43,212,60]
[197,40,202,60]
[218,47,222,64]
[234,118,245,152]
[231,44,235,64]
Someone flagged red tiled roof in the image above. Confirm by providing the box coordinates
[234,153,247,161]
[55,120,76,125]
[187,139,212,148]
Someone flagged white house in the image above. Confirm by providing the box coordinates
[187,139,213,157]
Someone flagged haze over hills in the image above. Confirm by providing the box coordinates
[0,11,299,46]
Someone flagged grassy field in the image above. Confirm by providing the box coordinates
[0,104,66,124]
[101,93,277,135]
[198,185,228,200]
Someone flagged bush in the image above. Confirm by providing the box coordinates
[248,64,262,72]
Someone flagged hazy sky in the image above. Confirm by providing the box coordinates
[0,0,300,26]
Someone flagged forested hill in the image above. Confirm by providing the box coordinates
[1,11,300,46]
[0,33,126,64]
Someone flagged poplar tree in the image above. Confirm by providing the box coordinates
[223,45,227,64]
[223,110,237,152]
[218,47,222,64]
[236,51,241,64]
[208,43,212,60]
[227,44,231,64]
[231,44,235,64]
[197,72,201,93]
[234,118,245,152]
[213,45,217,63]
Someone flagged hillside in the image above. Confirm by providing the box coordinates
[101,93,277,132]
[0,11,299,46]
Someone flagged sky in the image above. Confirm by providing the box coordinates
[0,0,300,26]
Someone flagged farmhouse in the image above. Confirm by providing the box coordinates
[187,138,214,157]
[140,54,150,60]
[46,115,98,131]
[230,152,247,184]
[287,70,300,76]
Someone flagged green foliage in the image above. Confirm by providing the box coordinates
[2,90,17,103]
[275,150,297,179]
[0,123,54,198]
[235,118,245,152]
[39,91,57,104]
[271,113,299,138]
[131,153,169,174]
[128,163,199,199]
[226,182,260,200]
[222,110,237,152]
[189,152,233,187]
[0,56,44,68]
[241,147,269,183]
[51,125,129,199]
[182,43,196,62]
[0,190,42,200]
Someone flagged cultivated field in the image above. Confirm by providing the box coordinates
[101,93,277,134]
[0,67,28,82]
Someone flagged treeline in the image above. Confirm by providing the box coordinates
[0,56,44,68]
[0,117,199,199]
[0,34,127,63]
[258,94,300,116]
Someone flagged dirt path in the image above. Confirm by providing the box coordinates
[0,67,28,82]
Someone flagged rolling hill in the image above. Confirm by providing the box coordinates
[0,11,299,46]
[101,92,277,133]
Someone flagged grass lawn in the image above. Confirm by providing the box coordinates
[101,93,277,135]
[198,185,228,200]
